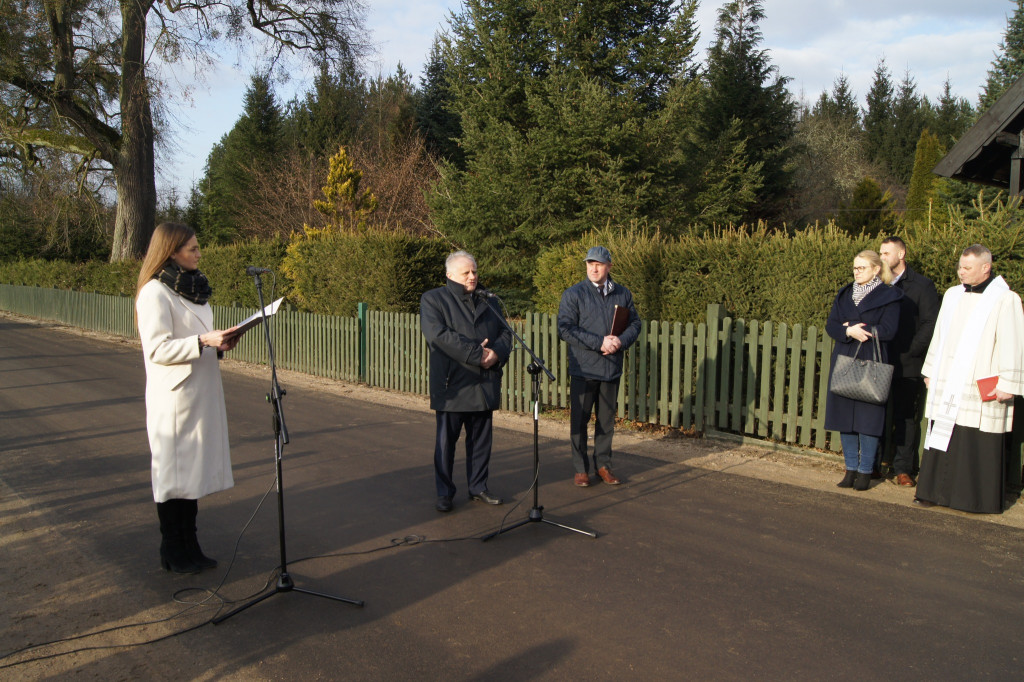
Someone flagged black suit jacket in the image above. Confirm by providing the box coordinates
[891,265,939,378]
[420,278,513,412]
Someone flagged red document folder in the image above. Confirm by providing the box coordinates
[977,375,999,402]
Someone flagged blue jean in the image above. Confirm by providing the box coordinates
[840,432,879,474]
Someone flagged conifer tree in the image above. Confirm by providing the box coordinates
[201,73,284,241]
[812,73,860,132]
[886,71,928,183]
[833,177,900,237]
[683,0,796,223]
[980,0,1024,111]
[430,0,699,304]
[314,146,378,231]
[863,58,894,167]
[416,38,463,165]
[905,129,946,222]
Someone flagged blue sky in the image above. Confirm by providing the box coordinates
[158,0,1016,197]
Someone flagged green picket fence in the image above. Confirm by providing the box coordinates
[0,284,838,448]
[4,282,1022,486]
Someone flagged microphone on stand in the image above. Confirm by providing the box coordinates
[246,266,272,276]
[475,287,497,299]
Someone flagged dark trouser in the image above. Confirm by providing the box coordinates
[889,376,926,475]
[569,376,619,474]
[434,411,493,498]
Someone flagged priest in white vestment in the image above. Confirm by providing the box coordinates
[918,244,1024,513]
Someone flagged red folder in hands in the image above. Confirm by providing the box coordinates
[977,375,999,402]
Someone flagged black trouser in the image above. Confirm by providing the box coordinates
[569,376,619,474]
[434,411,493,498]
[889,376,926,475]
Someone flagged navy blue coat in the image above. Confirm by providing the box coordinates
[558,278,641,381]
[420,279,513,412]
[823,282,903,437]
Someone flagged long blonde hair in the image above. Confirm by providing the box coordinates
[855,249,893,285]
[135,222,196,297]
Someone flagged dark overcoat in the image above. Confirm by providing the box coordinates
[420,279,513,412]
[890,264,940,379]
[557,278,641,382]
[823,282,903,436]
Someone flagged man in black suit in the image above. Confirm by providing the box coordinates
[420,251,513,512]
[879,236,940,486]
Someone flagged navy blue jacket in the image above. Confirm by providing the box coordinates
[420,279,512,412]
[558,278,641,382]
[823,281,903,437]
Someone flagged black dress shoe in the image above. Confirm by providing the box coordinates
[436,496,453,512]
[469,490,502,505]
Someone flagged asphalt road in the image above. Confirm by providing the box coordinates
[2,316,1023,680]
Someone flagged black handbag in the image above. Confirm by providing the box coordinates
[828,330,893,405]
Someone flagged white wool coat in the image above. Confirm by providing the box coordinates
[137,280,233,502]
[922,284,1024,434]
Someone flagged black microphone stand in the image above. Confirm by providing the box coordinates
[481,295,596,542]
[214,272,363,625]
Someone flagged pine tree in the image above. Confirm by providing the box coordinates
[863,58,894,167]
[905,128,946,222]
[886,71,928,183]
[833,177,900,237]
[314,146,378,231]
[430,0,699,304]
[286,59,365,156]
[201,73,284,241]
[980,0,1024,111]
[681,0,796,224]
[930,78,975,148]
[416,38,463,165]
[811,73,860,131]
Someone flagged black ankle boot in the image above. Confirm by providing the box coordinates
[837,470,857,488]
[157,500,200,574]
[853,472,871,491]
[181,499,217,570]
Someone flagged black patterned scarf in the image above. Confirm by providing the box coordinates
[156,262,212,305]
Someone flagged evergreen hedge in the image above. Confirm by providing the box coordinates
[3,195,1023,325]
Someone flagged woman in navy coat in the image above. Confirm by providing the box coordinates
[824,250,903,491]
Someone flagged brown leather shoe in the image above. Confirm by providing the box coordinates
[574,473,590,487]
[597,467,621,485]
[896,473,916,487]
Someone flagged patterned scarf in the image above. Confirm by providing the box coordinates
[156,262,212,305]
[851,276,881,307]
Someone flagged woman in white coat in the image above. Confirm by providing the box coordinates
[136,222,239,574]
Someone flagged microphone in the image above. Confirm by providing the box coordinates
[475,288,497,299]
[246,266,272,275]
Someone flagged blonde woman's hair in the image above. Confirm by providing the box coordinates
[856,249,893,285]
[135,222,196,297]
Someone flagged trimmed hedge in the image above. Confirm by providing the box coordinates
[281,229,449,315]
[533,196,1024,327]
[4,195,1023,325]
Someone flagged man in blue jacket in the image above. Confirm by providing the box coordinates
[558,246,641,487]
[421,251,513,512]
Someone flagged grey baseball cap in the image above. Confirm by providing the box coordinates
[584,246,612,263]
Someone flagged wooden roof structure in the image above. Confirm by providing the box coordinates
[934,75,1024,195]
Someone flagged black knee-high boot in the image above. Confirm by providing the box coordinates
[157,500,200,574]
[182,499,217,570]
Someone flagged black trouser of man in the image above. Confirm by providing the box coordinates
[889,376,926,476]
[569,376,619,474]
[434,411,493,498]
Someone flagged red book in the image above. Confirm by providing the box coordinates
[977,375,999,402]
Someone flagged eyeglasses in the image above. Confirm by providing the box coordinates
[852,266,870,272]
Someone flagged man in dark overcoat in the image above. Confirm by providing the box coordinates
[557,246,641,487]
[420,250,513,513]
[879,236,939,486]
